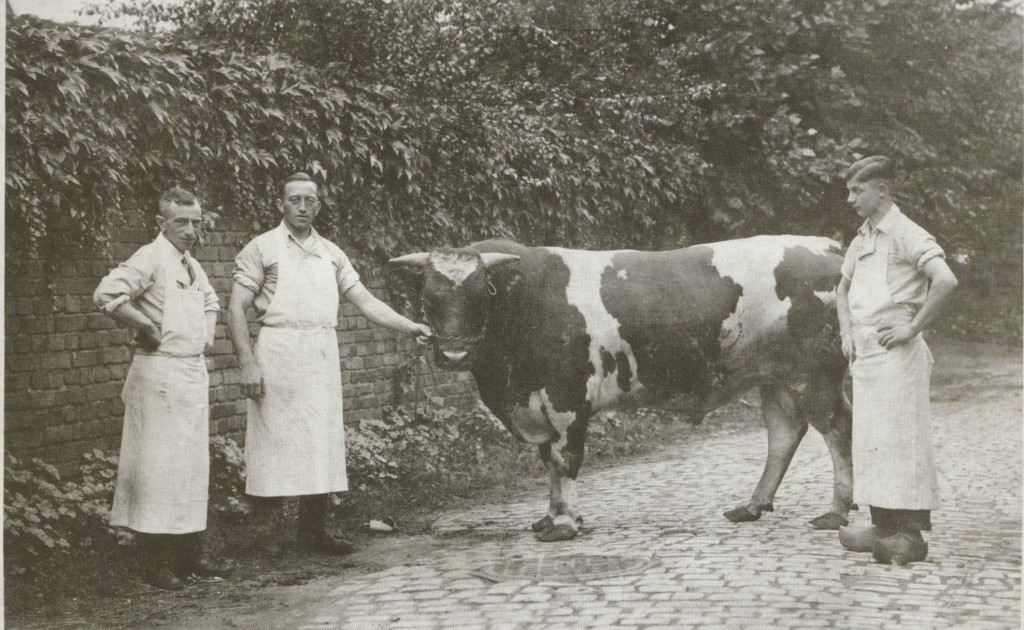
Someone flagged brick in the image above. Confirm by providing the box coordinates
[7,372,31,391]
[30,390,58,408]
[55,388,88,406]
[8,355,43,372]
[30,372,63,390]
[24,315,55,334]
[6,431,44,450]
[101,346,131,364]
[72,350,100,368]
[88,313,115,330]
[211,402,236,419]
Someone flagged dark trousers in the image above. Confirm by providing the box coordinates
[137,532,202,575]
[249,493,331,539]
[870,506,932,532]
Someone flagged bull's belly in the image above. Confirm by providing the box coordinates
[508,389,578,445]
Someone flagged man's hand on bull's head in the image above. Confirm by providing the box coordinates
[410,322,433,345]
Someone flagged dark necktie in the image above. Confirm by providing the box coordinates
[182,255,196,285]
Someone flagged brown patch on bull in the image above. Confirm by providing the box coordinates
[467,240,591,423]
[774,244,846,371]
[599,246,743,405]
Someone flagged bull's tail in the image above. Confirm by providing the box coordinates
[841,366,853,412]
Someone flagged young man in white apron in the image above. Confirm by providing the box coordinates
[94,188,231,589]
[835,156,959,565]
[228,173,431,555]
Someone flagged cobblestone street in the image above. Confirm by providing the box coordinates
[265,342,1020,630]
[49,342,1015,630]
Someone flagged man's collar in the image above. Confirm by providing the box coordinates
[156,232,189,258]
[859,204,902,236]
[278,222,321,251]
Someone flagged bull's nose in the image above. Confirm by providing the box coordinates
[442,350,468,362]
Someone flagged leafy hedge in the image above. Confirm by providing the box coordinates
[3,439,248,577]
[5,16,417,271]
[10,0,1022,281]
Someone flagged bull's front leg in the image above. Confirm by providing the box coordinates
[532,419,587,542]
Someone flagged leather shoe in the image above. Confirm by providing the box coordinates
[298,531,355,556]
[839,525,888,552]
[144,565,184,591]
[192,557,233,578]
[872,531,928,565]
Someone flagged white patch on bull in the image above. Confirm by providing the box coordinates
[548,248,642,410]
[560,478,579,527]
[814,290,836,305]
[709,236,838,369]
[539,389,575,463]
[509,392,553,444]
[428,251,479,287]
[617,268,628,281]
[508,388,578,449]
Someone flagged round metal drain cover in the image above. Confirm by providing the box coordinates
[472,553,658,583]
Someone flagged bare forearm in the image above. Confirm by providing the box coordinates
[360,295,418,334]
[109,302,157,332]
[228,306,258,367]
[836,280,852,337]
[911,277,958,334]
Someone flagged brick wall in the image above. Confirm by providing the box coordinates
[4,214,478,474]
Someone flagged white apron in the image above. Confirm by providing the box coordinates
[245,231,347,496]
[111,261,210,533]
[848,232,939,510]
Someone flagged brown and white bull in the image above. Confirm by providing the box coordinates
[391,236,853,541]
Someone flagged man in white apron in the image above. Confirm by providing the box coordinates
[228,173,431,555]
[94,188,231,589]
[835,156,959,565]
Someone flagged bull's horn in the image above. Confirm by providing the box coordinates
[388,253,430,267]
[480,253,520,268]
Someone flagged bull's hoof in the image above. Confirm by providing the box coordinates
[809,512,849,530]
[723,506,761,523]
[531,515,554,533]
[535,524,577,542]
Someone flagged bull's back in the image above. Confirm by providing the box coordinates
[473,236,844,415]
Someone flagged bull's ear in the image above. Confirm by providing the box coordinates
[480,253,519,269]
[388,253,431,268]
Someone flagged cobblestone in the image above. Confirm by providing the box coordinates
[146,344,1020,630]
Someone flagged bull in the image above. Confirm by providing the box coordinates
[391,236,853,542]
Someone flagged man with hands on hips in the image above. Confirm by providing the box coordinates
[94,187,231,589]
[835,156,958,565]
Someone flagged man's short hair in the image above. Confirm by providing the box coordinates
[280,172,317,198]
[844,155,894,184]
[158,187,199,215]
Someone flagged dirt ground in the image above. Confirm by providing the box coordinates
[6,338,1021,630]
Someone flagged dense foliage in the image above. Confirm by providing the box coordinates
[5,16,416,270]
[9,0,1022,273]
[3,440,249,577]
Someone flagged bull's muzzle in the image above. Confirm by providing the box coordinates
[434,346,472,370]
[442,350,468,363]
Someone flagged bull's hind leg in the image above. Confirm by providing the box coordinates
[806,372,855,530]
[724,384,806,523]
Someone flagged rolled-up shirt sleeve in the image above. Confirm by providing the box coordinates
[233,240,265,293]
[93,247,158,313]
[903,230,945,271]
[334,250,362,295]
